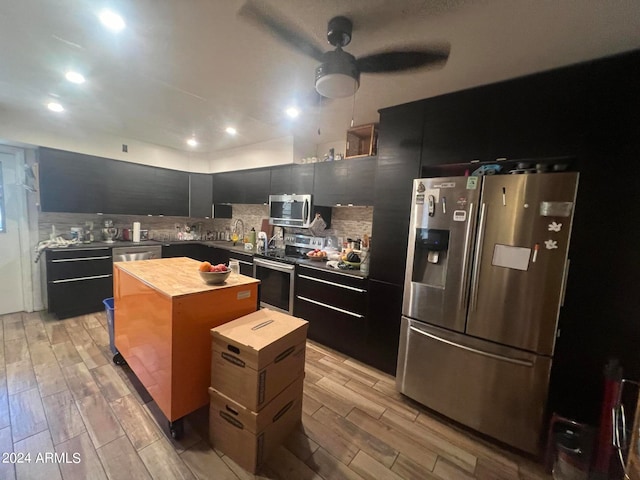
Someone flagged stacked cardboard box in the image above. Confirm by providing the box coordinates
[209,308,308,473]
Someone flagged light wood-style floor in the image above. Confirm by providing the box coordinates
[0,310,551,480]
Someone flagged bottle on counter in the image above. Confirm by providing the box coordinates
[248,227,256,247]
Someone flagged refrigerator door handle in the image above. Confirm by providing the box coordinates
[470,202,487,312]
[409,325,534,368]
[560,259,570,307]
[459,202,475,310]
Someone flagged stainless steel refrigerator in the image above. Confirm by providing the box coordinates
[396,172,579,454]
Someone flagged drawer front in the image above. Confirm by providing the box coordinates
[229,251,253,263]
[47,257,113,281]
[295,294,366,356]
[296,274,367,315]
[48,275,113,319]
[297,264,366,289]
[47,247,112,261]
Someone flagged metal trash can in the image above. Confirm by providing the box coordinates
[552,429,590,480]
[103,298,117,355]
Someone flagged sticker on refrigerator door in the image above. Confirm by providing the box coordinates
[416,181,426,193]
[415,194,425,204]
[466,177,478,190]
[492,244,531,271]
[453,210,467,222]
[544,240,559,250]
[548,221,562,232]
[433,182,455,189]
[456,197,468,208]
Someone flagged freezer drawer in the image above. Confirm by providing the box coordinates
[396,317,551,454]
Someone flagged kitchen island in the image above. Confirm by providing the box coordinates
[113,257,260,438]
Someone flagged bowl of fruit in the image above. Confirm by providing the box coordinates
[306,249,327,261]
[198,262,231,285]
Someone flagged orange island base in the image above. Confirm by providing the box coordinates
[113,256,260,437]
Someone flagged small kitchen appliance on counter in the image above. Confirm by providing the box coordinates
[101,219,119,244]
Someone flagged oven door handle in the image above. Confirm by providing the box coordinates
[254,258,295,273]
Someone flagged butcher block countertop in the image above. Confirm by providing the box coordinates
[114,257,259,298]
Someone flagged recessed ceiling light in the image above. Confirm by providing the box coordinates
[285,107,300,118]
[47,102,64,112]
[187,138,198,147]
[99,10,125,32]
[225,127,237,136]
[65,71,85,84]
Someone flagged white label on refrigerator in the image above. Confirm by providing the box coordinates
[466,177,478,190]
[433,182,455,189]
[492,244,531,271]
[453,210,467,222]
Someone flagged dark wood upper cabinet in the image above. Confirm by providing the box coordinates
[291,163,314,194]
[189,173,213,218]
[213,168,270,204]
[313,161,348,206]
[312,158,375,206]
[242,168,271,204]
[212,171,243,204]
[370,101,425,285]
[39,148,107,213]
[151,167,189,216]
[269,165,292,194]
[103,161,188,216]
[345,156,376,206]
[422,89,493,166]
[40,147,189,216]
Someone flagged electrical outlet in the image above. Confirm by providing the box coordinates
[122,144,128,152]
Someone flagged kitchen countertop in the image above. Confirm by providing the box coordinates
[48,239,368,278]
[114,257,259,298]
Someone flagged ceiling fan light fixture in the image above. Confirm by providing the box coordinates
[315,49,360,98]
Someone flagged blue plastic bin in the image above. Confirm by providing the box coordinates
[103,297,118,355]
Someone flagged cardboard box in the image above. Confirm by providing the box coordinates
[209,375,303,473]
[210,308,308,411]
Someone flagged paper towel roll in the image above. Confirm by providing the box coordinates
[133,222,141,243]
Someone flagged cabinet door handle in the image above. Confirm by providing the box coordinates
[234,260,252,266]
[52,274,112,284]
[298,274,366,292]
[296,295,364,318]
[52,256,112,262]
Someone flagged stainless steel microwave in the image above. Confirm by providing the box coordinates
[268,194,313,228]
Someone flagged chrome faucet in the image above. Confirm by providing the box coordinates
[232,218,245,243]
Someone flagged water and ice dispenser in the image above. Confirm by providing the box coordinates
[412,228,450,288]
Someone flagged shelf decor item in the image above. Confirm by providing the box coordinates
[346,123,378,158]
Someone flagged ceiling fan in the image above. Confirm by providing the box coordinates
[239,1,450,99]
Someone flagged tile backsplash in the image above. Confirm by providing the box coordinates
[38,204,373,245]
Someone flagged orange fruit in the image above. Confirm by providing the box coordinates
[198,261,212,272]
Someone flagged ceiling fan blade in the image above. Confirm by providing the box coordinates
[238,0,325,63]
[356,46,450,73]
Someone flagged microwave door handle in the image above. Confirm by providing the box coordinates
[303,199,310,225]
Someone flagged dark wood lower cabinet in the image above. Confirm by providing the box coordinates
[294,266,368,359]
[162,244,227,264]
[46,247,114,319]
[364,280,403,375]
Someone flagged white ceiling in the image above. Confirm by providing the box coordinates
[1,0,639,155]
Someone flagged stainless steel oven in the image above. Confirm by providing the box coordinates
[253,257,295,314]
